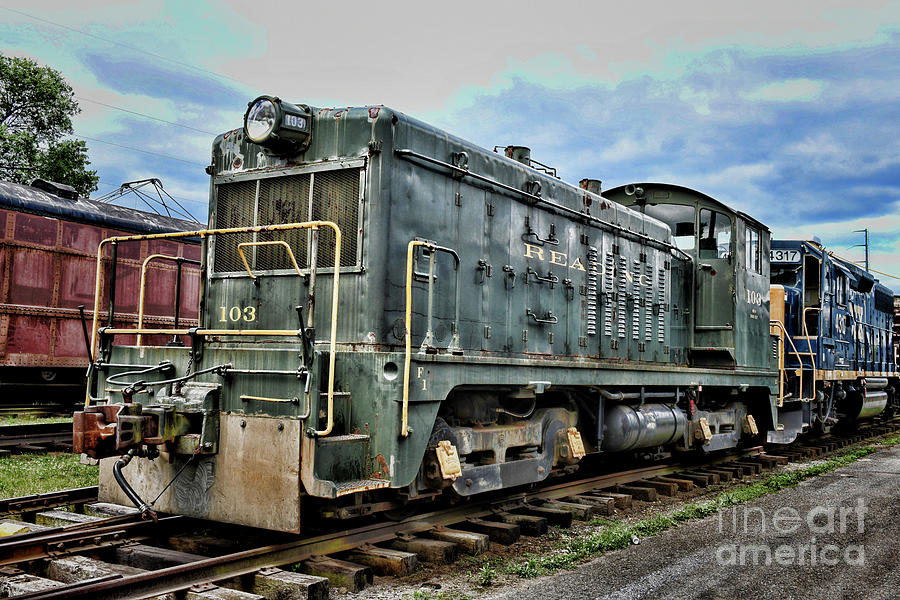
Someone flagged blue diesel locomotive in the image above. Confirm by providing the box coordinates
[770,240,897,432]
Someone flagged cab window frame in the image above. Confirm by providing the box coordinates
[699,208,732,260]
[744,226,761,273]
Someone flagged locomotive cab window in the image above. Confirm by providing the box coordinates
[642,203,695,250]
[745,227,760,273]
[699,209,731,259]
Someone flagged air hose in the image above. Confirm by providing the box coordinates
[113,451,157,522]
[106,362,231,396]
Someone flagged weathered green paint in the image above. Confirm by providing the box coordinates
[603,183,773,371]
[93,103,784,530]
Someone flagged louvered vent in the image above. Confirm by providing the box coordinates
[213,168,361,274]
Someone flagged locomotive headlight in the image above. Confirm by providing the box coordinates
[245,98,277,142]
[243,95,312,155]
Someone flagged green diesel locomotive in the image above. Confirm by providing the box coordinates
[74,96,818,531]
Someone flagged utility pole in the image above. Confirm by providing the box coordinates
[853,228,869,271]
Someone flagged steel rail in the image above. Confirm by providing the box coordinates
[10,421,900,600]
[16,448,767,600]
[0,516,183,566]
[0,422,74,450]
[0,486,98,518]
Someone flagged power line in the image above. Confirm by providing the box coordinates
[830,251,900,281]
[76,96,219,136]
[74,134,208,167]
[97,180,206,222]
[864,266,900,281]
[1,6,252,90]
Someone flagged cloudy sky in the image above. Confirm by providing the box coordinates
[2,0,899,284]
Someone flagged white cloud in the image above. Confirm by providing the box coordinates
[744,79,824,102]
[698,163,776,186]
[597,137,648,163]
[785,133,844,156]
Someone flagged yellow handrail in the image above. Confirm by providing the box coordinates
[87,221,342,436]
[800,307,820,399]
[237,240,303,279]
[770,319,815,405]
[137,254,180,346]
[401,240,434,438]
[101,328,302,336]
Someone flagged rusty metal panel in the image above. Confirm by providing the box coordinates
[148,239,179,257]
[54,318,88,359]
[0,315,7,356]
[112,333,139,346]
[109,234,141,260]
[0,226,8,304]
[99,413,302,532]
[13,213,57,246]
[9,248,54,306]
[61,221,102,254]
[59,255,96,309]
[179,268,200,319]
[113,263,140,313]
[5,314,52,361]
[183,244,201,261]
[144,267,177,315]
[0,191,200,368]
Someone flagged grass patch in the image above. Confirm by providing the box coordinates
[1,416,73,426]
[0,453,98,498]
[500,443,889,579]
[880,432,900,446]
[475,564,497,586]
[462,555,503,587]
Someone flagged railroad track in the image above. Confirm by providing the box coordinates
[0,405,71,419]
[0,423,73,454]
[1,418,898,600]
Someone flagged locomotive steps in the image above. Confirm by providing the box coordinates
[1,418,898,599]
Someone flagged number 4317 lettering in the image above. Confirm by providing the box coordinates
[218,306,256,322]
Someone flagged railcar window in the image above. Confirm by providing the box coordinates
[771,266,799,286]
[699,209,731,259]
[836,273,847,305]
[744,227,760,272]
[643,203,695,250]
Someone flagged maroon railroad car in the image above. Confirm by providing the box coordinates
[0,179,201,405]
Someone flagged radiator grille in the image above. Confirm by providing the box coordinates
[213,168,361,274]
[311,168,360,269]
[213,180,256,273]
[256,175,311,270]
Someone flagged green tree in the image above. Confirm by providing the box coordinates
[0,54,98,196]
